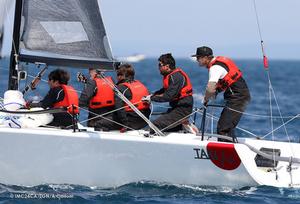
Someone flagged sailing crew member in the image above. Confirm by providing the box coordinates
[145,53,193,134]
[192,46,250,142]
[78,68,115,127]
[30,69,79,128]
[95,64,151,132]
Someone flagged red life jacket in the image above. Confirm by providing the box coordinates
[121,80,150,112]
[53,85,79,114]
[89,77,115,109]
[208,56,242,91]
[163,68,193,100]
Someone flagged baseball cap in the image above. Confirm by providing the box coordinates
[191,46,213,57]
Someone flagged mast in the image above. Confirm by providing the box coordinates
[8,0,23,90]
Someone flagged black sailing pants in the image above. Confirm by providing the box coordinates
[217,97,250,142]
[151,105,193,134]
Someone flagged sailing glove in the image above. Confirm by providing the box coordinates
[141,94,152,103]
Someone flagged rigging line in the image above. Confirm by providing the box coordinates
[160,110,197,133]
[210,105,215,134]
[77,101,141,125]
[252,1,284,162]
[227,105,298,119]
[195,108,258,138]
[204,107,211,135]
[267,71,276,168]
[269,77,295,158]
[209,104,298,119]
[73,106,136,132]
[149,103,154,118]
[253,0,268,68]
[205,106,298,141]
[99,73,164,136]
[253,0,263,42]
[26,74,83,94]
[261,114,300,139]
[269,77,292,141]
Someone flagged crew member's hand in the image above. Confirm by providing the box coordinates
[77,72,87,83]
[120,127,127,133]
[142,94,152,103]
[25,101,31,109]
[203,98,209,107]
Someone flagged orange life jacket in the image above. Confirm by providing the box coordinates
[163,68,193,100]
[121,80,150,112]
[53,85,79,114]
[89,77,115,109]
[208,56,242,91]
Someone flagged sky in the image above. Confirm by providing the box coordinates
[1,0,300,60]
[100,0,300,60]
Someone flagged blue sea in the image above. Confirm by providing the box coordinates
[0,58,300,203]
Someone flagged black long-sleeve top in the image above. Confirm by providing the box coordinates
[114,79,132,126]
[151,71,193,108]
[39,87,73,127]
[79,78,97,107]
[114,79,150,127]
[40,87,64,109]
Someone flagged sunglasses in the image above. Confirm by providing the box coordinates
[158,63,167,68]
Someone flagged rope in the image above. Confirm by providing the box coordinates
[99,73,164,136]
[253,0,263,43]
[139,100,300,119]
[74,101,144,132]
[252,0,295,159]
[261,114,300,139]
[225,105,299,119]
[195,108,259,138]
[27,74,83,94]
[73,106,136,132]
[269,78,292,142]
[65,100,153,135]
[160,110,197,133]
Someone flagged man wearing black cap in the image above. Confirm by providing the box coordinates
[192,46,250,142]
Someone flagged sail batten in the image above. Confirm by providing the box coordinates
[20,0,116,69]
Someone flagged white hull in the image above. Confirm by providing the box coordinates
[0,127,299,188]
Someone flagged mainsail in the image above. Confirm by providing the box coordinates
[18,0,116,69]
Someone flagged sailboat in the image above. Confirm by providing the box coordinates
[0,0,300,189]
[117,54,146,63]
